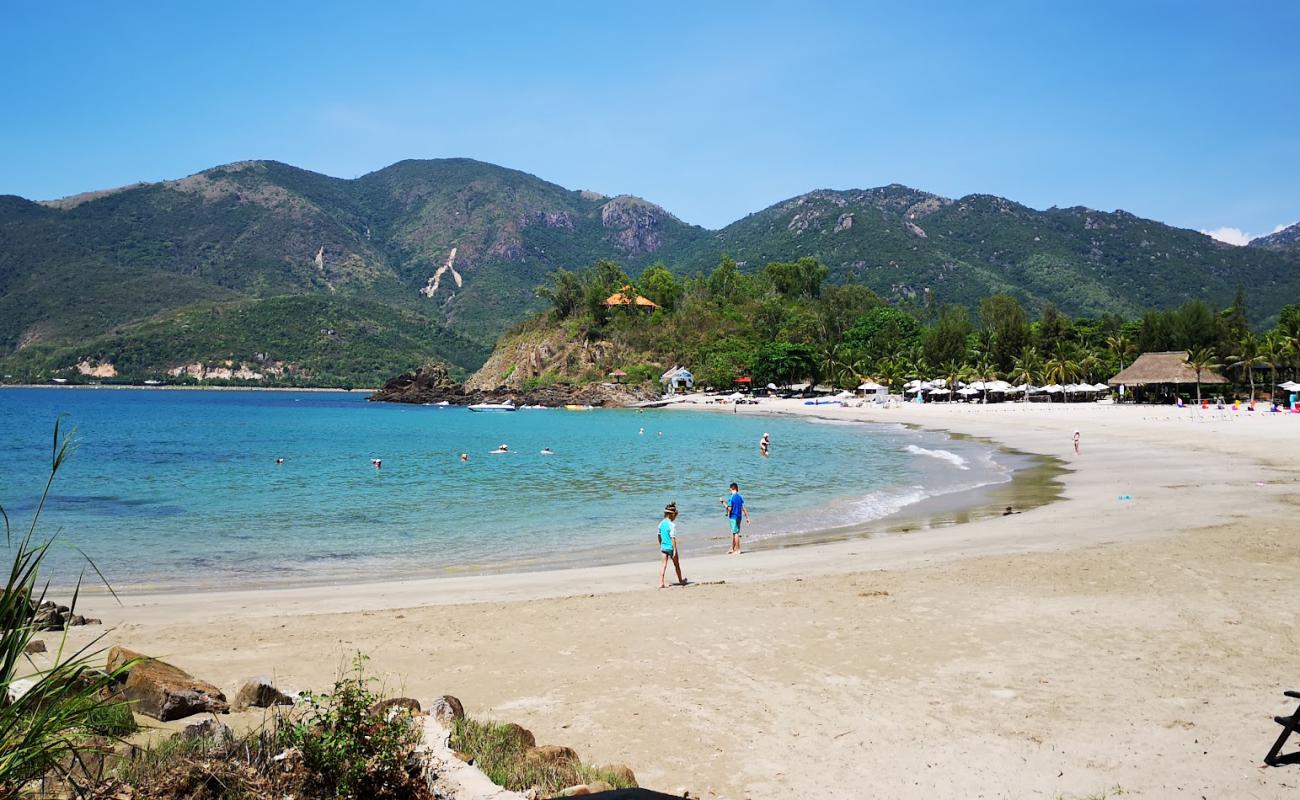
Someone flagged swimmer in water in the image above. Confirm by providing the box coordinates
[275,458,285,465]
[639,427,645,435]
[460,453,469,462]
[371,458,382,469]
[759,433,770,458]
[490,443,509,454]
[540,447,554,455]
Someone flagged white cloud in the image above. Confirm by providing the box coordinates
[1201,226,1255,246]
[1200,223,1291,246]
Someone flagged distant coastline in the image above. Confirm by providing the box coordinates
[0,383,374,393]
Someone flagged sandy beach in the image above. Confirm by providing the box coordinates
[46,399,1300,798]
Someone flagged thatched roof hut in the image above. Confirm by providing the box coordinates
[1107,351,1228,386]
[602,285,659,310]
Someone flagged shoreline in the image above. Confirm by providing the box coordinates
[63,412,1062,595]
[46,399,1300,798]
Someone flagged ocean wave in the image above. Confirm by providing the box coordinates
[904,444,968,470]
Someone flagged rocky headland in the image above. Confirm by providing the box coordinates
[368,363,656,407]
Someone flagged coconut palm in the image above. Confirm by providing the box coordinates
[1043,350,1081,403]
[970,357,998,404]
[1263,333,1290,402]
[1106,334,1136,373]
[1226,333,1266,401]
[1010,346,1043,401]
[1185,347,1220,406]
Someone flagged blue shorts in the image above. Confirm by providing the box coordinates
[661,548,675,557]
[729,518,741,535]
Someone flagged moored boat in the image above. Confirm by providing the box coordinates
[468,400,518,412]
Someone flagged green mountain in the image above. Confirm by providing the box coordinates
[0,159,704,383]
[2,160,1297,384]
[677,186,1300,322]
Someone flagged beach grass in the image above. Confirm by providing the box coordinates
[450,716,636,794]
[0,420,138,797]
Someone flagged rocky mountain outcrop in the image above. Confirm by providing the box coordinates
[600,195,679,255]
[1251,221,1300,251]
[368,362,653,407]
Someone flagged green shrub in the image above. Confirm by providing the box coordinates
[284,653,424,800]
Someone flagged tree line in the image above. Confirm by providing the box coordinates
[533,257,1300,399]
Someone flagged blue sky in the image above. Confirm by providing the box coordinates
[2,1,1296,241]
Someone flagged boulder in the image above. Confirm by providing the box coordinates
[177,718,235,746]
[428,694,465,726]
[586,781,615,794]
[557,786,591,797]
[33,601,65,631]
[24,639,46,655]
[232,678,293,712]
[522,744,578,766]
[600,764,638,787]
[369,696,421,718]
[106,646,229,721]
[500,722,536,750]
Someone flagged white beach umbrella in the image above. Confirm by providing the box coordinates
[957,387,980,395]
[767,383,778,390]
[928,387,951,395]
[1041,384,1064,393]
[858,381,883,391]
[1093,382,1110,392]
[1280,381,1300,391]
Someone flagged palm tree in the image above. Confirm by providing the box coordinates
[1044,350,1081,402]
[1106,334,1136,373]
[1185,347,1220,406]
[1263,333,1290,402]
[1226,333,1266,402]
[939,360,972,402]
[970,357,998,404]
[1010,346,1042,401]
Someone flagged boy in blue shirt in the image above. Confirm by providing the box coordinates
[722,482,752,554]
[658,502,686,588]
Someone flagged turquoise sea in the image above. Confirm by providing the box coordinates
[0,389,1011,590]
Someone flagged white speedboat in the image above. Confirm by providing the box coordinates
[468,400,518,412]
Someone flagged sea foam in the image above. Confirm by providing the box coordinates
[904,444,969,470]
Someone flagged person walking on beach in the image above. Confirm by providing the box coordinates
[658,502,686,588]
[722,482,751,554]
[1072,430,1081,455]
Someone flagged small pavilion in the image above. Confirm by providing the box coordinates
[1107,351,1228,402]
[601,286,659,310]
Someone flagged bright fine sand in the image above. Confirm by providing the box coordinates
[51,400,1300,799]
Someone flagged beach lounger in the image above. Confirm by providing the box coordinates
[1265,690,1300,766]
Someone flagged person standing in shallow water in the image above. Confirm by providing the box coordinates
[658,503,686,588]
[722,482,751,554]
